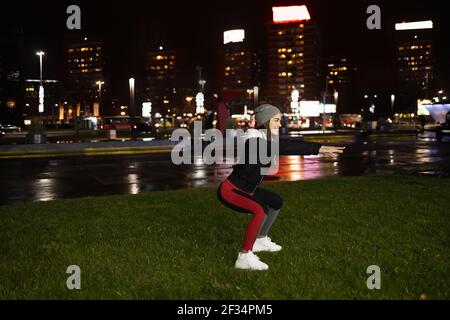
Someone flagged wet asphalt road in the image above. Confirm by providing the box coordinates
[0,132,449,205]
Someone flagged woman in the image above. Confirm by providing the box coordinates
[217,104,345,271]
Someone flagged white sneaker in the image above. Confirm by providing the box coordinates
[252,236,282,253]
[234,251,269,271]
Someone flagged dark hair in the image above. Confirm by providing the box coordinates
[257,121,272,140]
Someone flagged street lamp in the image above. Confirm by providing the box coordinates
[196,92,204,114]
[96,81,104,116]
[199,80,206,92]
[129,78,135,117]
[36,51,45,113]
[96,81,104,99]
[391,94,395,115]
[333,90,339,107]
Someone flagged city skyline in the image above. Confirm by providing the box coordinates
[1,0,449,117]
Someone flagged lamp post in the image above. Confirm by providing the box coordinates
[322,76,329,134]
[199,80,206,92]
[246,89,254,108]
[390,94,395,116]
[129,77,136,138]
[186,96,193,113]
[129,78,135,117]
[96,81,104,116]
[96,81,104,100]
[36,51,45,114]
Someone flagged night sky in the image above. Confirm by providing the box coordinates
[1,0,449,106]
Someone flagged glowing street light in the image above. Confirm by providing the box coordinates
[196,92,204,114]
[36,51,45,113]
[199,80,206,92]
[290,87,300,113]
[96,81,104,97]
[96,81,105,117]
[246,88,254,107]
[391,94,395,114]
[129,78,135,117]
[334,90,339,107]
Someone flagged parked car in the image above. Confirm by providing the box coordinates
[0,124,21,133]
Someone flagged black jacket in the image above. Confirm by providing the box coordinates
[228,131,322,193]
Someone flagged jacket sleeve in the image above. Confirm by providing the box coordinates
[278,137,322,155]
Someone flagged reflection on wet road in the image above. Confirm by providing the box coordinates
[0,132,449,205]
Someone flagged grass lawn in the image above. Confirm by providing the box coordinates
[0,174,449,300]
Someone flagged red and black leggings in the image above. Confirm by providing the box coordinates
[217,179,283,251]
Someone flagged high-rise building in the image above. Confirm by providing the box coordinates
[327,56,353,113]
[65,36,105,112]
[144,46,177,114]
[327,57,350,92]
[0,26,26,125]
[266,5,321,111]
[395,20,434,113]
[220,29,261,114]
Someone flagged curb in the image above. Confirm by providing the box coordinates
[0,145,174,159]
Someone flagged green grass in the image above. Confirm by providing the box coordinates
[0,174,449,300]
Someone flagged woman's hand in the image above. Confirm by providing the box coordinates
[318,145,346,159]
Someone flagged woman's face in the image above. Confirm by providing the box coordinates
[268,113,282,135]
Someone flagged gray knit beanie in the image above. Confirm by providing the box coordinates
[254,104,281,126]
